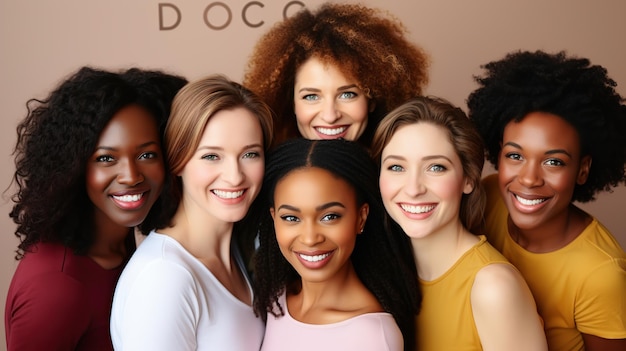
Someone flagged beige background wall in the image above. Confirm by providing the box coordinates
[1,0,624,347]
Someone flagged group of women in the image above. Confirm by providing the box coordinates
[4,2,626,351]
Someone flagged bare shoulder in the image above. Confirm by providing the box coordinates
[472,263,528,303]
[471,263,548,351]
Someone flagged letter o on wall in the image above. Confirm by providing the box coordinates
[204,2,232,30]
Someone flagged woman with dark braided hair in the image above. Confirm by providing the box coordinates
[252,138,419,351]
[243,2,429,147]
[4,66,187,351]
[467,50,626,351]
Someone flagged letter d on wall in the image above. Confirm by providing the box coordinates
[159,3,181,30]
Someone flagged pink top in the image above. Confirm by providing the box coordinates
[261,293,403,351]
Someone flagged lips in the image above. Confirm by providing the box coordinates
[295,250,334,269]
[314,126,349,139]
[110,191,148,210]
[212,189,245,199]
[509,191,550,213]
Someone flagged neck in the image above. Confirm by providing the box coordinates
[508,204,590,253]
[411,220,478,281]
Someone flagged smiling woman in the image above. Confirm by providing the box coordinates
[110,74,274,351]
[252,138,419,351]
[4,66,186,351]
[468,50,626,351]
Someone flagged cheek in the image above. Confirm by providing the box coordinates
[246,162,265,187]
[350,101,370,122]
[379,174,397,202]
[294,102,312,122]
[141,162,165,187]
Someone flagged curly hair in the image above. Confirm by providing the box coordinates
[467,50,626,202]
[252,138,420,350]
[371,96,486,233]
[9,66,187,258]
[243,2,429,147]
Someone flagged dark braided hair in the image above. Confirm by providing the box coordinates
[467,50,626,202]
[252,138,419,350]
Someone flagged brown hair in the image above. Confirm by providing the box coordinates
[371,96,486,232]
[163,75,274,213]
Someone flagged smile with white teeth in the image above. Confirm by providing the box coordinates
[401,204,435,214]
[316,126,346,136]
[112,193,144,202]
[213,189,244,199]
[299,252,331,262]
[515,195,547,206]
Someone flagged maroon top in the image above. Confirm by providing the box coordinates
[5,242,123,351]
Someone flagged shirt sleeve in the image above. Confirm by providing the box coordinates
[576,258,626,338]
[112,260,203,351]
[6,272,90,351]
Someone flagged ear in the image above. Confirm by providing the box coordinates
[577,156,592,185]
[358,203,370,234]
[269,207,276,221]
[368,100,376,113]
[463,177,474,195]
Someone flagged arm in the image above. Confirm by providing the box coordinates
[582,334,626,351]
[111,261,200,351]
[6,273,90,351]
[577,260,626,351]
[471,263,548,351]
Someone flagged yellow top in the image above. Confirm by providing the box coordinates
[483,174,626,351]
[416,235,511,351]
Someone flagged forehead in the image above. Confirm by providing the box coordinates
[383,123,456,158]
[98,104,158,142]
[275,167,356,203]
[503,112,581,150]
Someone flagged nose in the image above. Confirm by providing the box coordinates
[223,158,244,186]
[299,222,325,247]
[403,169,426,197]
[117,159,144,186]
[518,161,543,188]
[319,100,341,124]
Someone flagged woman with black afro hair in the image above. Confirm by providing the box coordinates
[4,66,186,350]
[467,50,626,351]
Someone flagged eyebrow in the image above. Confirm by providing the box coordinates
[197,143,263,151]
[503,141,572,157]
[297,84,359,94]
[95,141,158,151]
[276,201,346,212]
[382,154,453,163]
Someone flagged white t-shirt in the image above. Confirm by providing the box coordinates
[110,231,264,351]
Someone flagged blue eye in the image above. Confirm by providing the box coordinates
[202,154,219,161]
[243,151,260,159]
[303,94,319,101]
[338,91,357,99]
[388,164,404,172]
[428,164,446,172]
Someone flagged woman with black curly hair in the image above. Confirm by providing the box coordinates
[4,66,186,351]
[253,138,419,351]
[467,50,626,351]
[243,2,429,148]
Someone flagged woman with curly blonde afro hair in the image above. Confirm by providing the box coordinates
[243,2,429,147]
